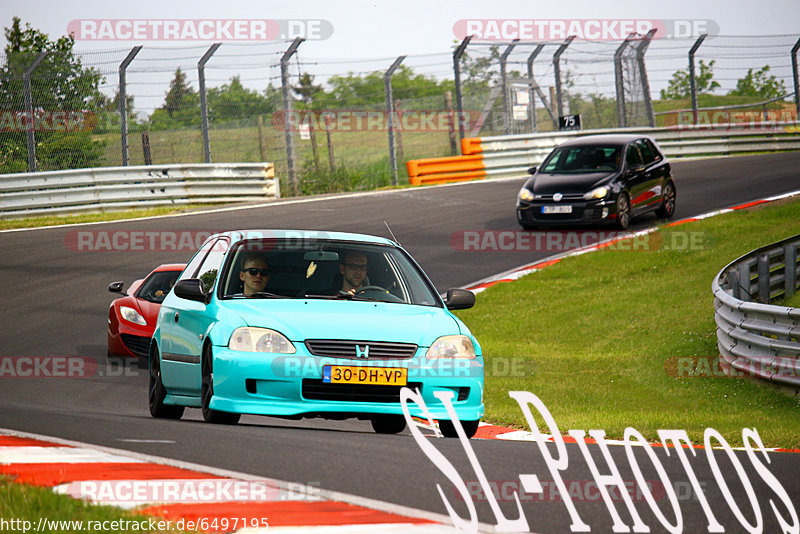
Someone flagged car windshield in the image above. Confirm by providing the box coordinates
[136,270,181,304]
[540,144,622,173]
[220,238,442,307]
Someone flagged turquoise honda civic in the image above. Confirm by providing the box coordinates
[149,230,484,437]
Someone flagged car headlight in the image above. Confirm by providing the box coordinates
[120,306,146,325]
[518,188,535,202]
[228,327,296,353]
[584,186,609,200]
[426,335,476,359]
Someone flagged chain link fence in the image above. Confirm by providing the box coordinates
[1,33,798,196]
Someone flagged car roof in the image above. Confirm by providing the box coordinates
[557,134,654,147]
[207,230,398,247]
[154,263,187,272]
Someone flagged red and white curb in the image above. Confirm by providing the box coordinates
[0,428,477,533]
[465,189,800,294]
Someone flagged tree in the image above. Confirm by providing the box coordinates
[147,68,200,130]
[728,66,786,99]
[293,72,323,109]
[207,76,275,122]
[0,17,105,171]
[660,59,720,100]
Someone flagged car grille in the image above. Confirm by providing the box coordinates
[120,334,150,359]
[536,193,585,201]
[301,380,423,402]
[304,339,417,360]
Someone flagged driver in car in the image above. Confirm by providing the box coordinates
[339,251,368,295]
[239,253,270,296]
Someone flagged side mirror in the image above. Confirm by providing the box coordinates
[444,288,475,310]
[527,166,537,175]
[174,279,209,304]
[108,281,127,296]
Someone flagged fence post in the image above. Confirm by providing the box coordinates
[553,36,575,119]
[325,115,335,172]
[384,55,405,186]
[500,40,518,135]
[526,44,544,132]
[23,51,47,172]
[118,46,142,166]
[198,43,221,164]
[280,38,304,194]
[614,33,636,128]
[792,37,800,118]
[453,36,472,141]
[636,29,657,127]
[689,34,709,125]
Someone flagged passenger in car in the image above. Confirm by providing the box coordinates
[239,253,270,296]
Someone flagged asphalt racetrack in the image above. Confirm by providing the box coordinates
[1,152,800,532]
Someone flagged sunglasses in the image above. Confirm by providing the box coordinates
[345,263,368,271]
[242,267,269,276]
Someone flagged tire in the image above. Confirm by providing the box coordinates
[201,344,240,425]
[615,192,631,230]
[149,348,184,420]
[439,419,480,439]
[371,415,407,434]
[656,181,676,219]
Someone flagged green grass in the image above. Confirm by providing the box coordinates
[455,199,800,448]
[0,204,221,230]
[783,291,800,308]
[0,477,187,533]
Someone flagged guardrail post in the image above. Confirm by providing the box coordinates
[23,52,47,172]
[384,56,406,186]
[785,243,797,298]
[198,43,222,164]
[689,34,709,125]
[614,33,636,128]
[118,46,142,167]
[500,40,518,135]
[526,45,544,132]
[553,36,575,119]
[453,36,472,142]
[281,38,305,194]
[757,253,771,303]
[738,262,751,299]
[635,29,657,127]
[792,37,800,118]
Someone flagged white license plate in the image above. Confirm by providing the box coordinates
[542,205,572,214]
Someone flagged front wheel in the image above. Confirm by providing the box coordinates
[439,419,480,439]
[615,193,631,230]
[149,349,184,420]
[201,344,240,425]
[656,181,676,219]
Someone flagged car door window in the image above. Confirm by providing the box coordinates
[636,139,656,165]
[180,238,217,281]
[196,239,229,292]
[625,144,643,169]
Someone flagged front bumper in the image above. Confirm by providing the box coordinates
[207,347,485,421]
[517,198,617,226]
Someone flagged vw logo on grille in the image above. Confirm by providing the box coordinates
[553,192,563,202]
[355,344,370,358]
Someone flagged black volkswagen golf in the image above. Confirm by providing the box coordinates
[516,134,676,230]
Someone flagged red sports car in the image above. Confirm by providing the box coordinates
[107,264,186,363]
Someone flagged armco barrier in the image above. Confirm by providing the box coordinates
[0,163,278,219]
[406,121,800,186]
[712,234,800,389]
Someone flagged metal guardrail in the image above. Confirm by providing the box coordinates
[712,234,800,388]
[0,163,279,219]
[464,121,800,180]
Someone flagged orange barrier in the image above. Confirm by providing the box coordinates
[405,154,485,186]
[460,137,483,155]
